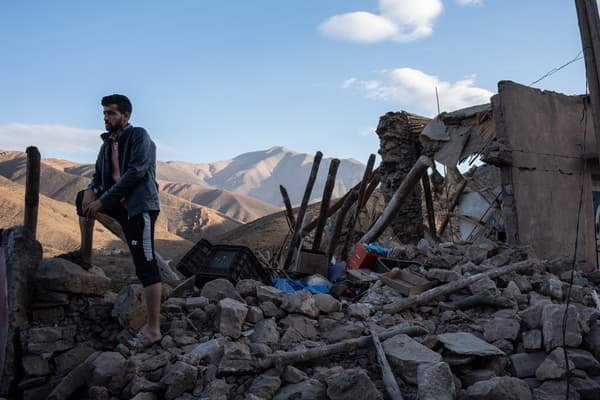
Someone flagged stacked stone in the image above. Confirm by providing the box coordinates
[12,237,600,400]
[17,258,121,400]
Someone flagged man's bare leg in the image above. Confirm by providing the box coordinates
[79,216,95,264]
[141,282,162,342]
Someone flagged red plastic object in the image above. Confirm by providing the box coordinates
[347,243,379,269]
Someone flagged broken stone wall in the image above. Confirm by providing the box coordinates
[494,81,597,263]
[376,112,429,244]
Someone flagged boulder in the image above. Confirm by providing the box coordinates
[111,284,146,333]
[217,298,248,338]
[273,379,327,400]
[466,376,532,400]
[542,304,582,351]
[383,334,442,384]
[281,290,319,318]
[200,279,244,303]
[325,368,381,400]
[438,332,505,357]
[417,361,456,400]
[35,258,110,295]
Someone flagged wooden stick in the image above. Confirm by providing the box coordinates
[341,154,376,259]
[95,213,180,282]
[24,146,40,239]
[437,176,469,237]
[383,259,539,314]
[303,167,380,234]
[283,151,323,269]
[359,156,433,245]
[313,159,340,251]
[372,331,404,400]
[255,324,427,371]
[279,185,295,228]
[421,173,438,242]
[326,189,358,263]
[451,293,515,311]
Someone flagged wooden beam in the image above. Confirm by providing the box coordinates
[283,151,323,269]
[359,156,433,245]
[312,159,340,251]
[421,173,438,241]
[279,185,295,228]
[24,146,40,239]
[326,189,358,263]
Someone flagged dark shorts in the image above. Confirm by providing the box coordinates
[76,190,161,287]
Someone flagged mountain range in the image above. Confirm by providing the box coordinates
[0,147,367,261]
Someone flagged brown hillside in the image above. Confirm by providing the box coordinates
[0,150,242,243]
[160,180,280,223]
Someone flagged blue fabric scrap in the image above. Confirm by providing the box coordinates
[272,278,329,294]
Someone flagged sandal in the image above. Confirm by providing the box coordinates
[56,250,92,270]
[127,332,162,350]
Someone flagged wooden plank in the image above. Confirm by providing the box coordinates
[279,185,295,228]
[313,159,340,251]
[372,331,404,400]
[24,146,40,239]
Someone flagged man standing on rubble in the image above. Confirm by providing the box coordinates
[58,94,162,348]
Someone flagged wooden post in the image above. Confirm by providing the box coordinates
[279,185,295,228]
[341,154,376,259]
[359,156,432,244]
[437,176,469,237]
[312,159,340,251]
[24,146,40,239]
[327,189,358,263]
[283,151,323,269]
[575,0,600,158]
[372,332,404,400]
[421,173,438,241]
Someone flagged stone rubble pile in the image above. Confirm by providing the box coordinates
[10,237,600,400]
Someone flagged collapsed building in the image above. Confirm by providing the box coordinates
[1,80,600,400]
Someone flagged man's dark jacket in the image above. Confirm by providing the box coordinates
[87,124,160,218]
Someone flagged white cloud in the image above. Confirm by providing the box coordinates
[343,67,493,116]
[0,123,102,155]
[456,0,483,6]
[319,0,443,43]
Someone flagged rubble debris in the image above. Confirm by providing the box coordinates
[5,233,600,400]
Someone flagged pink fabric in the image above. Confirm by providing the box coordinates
[110,134,121,182]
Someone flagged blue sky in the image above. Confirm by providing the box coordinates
[0,0,588,164]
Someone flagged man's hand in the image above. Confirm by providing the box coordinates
[82,189,97,214]
[85,199,103,218]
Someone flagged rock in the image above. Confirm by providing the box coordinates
[438,332,505,357]
[131,393,159,400]
[200,279,244,303]
[236,279,262,297]
[567,349,600,376]
[201,379,232,400]
[313,293,341,314]
[572,376,600,400]
[282,366,308,384]
[542,304,582,351]
[545,257,573,275]
[217,298,248,338]
[89,352,126,387]
[281,290,319,318]
[127,377,163,397]
[160,361,198,400]
[523,330,543,351]
[257,285,287,305]
[218,342,255,375]
[181,338,225,366]
[112,284,146,333]
[21,355,50,376]
[325,368,380,400]
[469,276,498,295]
[184,296,209,312]
[383,334,442,384]
[250,318,280,345]
[281,315,318,339]
[547,276,563,300]
[140,351,171,372]
[466,376,532,400]
[585,321,600,360]
[519,301,550,330]
[246,306,264,323]
[348,303,371,320]
[322,322,364,343]
[484,317,520,342]
[504,281,522,299]
[417,361,455,400]
[426,268,461,283]
[273,379,327,400]
[510,352,547,378]
[54,343,96,374]
[249,374,282,399]
[87,386,109,400]
[466,242,493,264]
[260,301,285,319]
[34,258,111,295]
[532,380,580,400]
[492,339,514,355]
[536,348,574,381]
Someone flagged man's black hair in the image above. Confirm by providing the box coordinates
[101,94,132,114]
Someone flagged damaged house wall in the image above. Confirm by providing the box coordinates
[492,80,597,263]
